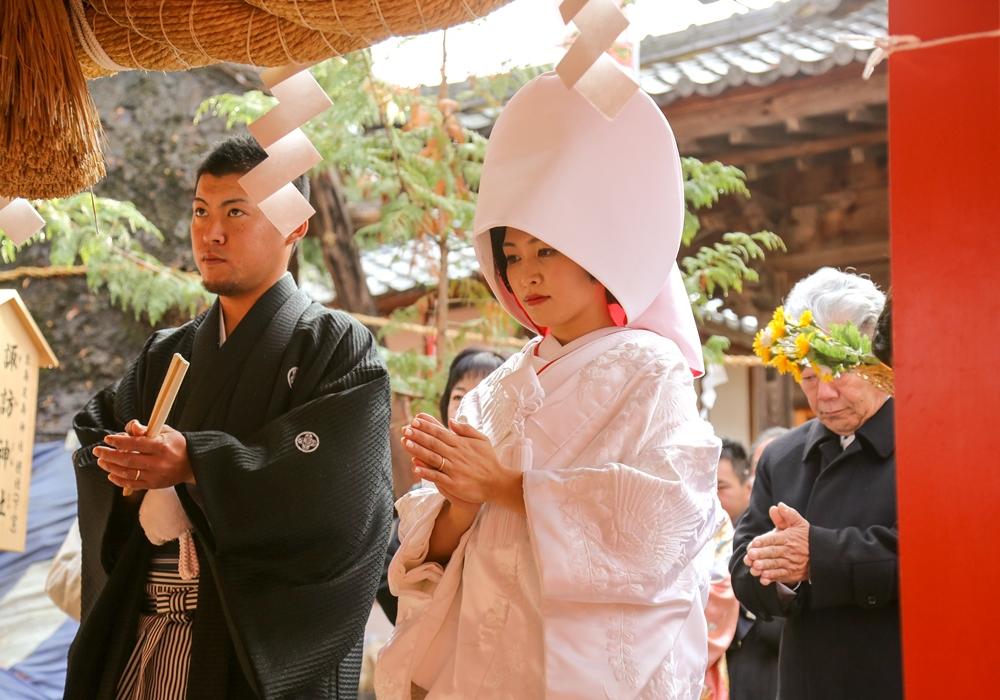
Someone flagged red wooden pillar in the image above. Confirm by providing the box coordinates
[890,1,1000,696]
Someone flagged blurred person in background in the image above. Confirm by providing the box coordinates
[726,428,787,700]
[716,438,751,527]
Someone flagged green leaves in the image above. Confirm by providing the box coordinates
[199,53,488,255]
[681,157,785,365]
[457,65,547,109]
[757,308,886,386]
[814,322,872,369]
[195,90,276,129]
[31,194,209,324]
[703,334,732,367]
[380,346,443,415]
[809,334,852,363]
[681,157,750,249]
[829,322,872,355]
[683,230,785,304]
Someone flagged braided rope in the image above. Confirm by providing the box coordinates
[244,9,257,63]
[314,19,345,58]
[839,29,1000,80]
[68,0,131,72]
[327,1,356,40]
[413,0,428,33]
[290,0,308,29]
[459,0,477,21]
[160,0,193,68]
[273,12,297,64]
[125,15,143,68]
[186,0,212,63]
[371,0,394,36]
[85,0,513,68]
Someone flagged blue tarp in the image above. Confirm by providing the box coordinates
[0,442,79,699]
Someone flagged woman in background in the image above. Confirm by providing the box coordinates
[439,348,506,424]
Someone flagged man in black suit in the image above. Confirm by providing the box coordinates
[730,268,900,700]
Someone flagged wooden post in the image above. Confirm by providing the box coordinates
[889,1,1000,696]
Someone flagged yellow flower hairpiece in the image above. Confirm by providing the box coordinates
[752,306,894,394]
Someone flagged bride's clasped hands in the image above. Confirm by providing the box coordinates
[400,412,525,514]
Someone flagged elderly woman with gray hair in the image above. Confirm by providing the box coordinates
[729,267,900,700]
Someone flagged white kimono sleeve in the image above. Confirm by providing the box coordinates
[378,488,472,698]
[386,487,449,609]
[523,363,720,606]
[46,518,83,621]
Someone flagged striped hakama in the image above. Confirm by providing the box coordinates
[116,555,198,700]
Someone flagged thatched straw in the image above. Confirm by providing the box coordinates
[78,1,370,77]
[77,0,511,77]
[0,0,105,199]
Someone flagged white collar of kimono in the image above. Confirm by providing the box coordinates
[471,72,705,377]
[218,307,227,347]
[530,326,624,367]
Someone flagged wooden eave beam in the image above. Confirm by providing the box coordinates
[768,241,889,270]
[708,129,886,166]
[666,65,887,145]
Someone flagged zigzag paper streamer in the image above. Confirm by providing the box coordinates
[556,0,639,119]
[240,65,333,237]
[0,197,45,246]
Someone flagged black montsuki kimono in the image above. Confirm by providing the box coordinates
[65,274,394,700]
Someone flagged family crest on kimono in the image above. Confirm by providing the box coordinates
[375,73,723,699]
[66,136,394,700]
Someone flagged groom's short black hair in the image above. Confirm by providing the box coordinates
[196,134,310,202]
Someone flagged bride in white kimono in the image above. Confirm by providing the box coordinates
[375,73,721,700]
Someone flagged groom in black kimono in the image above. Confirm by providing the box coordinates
[65,136,393,699]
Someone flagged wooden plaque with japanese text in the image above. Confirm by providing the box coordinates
[0,291,57,552]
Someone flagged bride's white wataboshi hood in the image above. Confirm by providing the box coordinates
[472,72,705,376]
